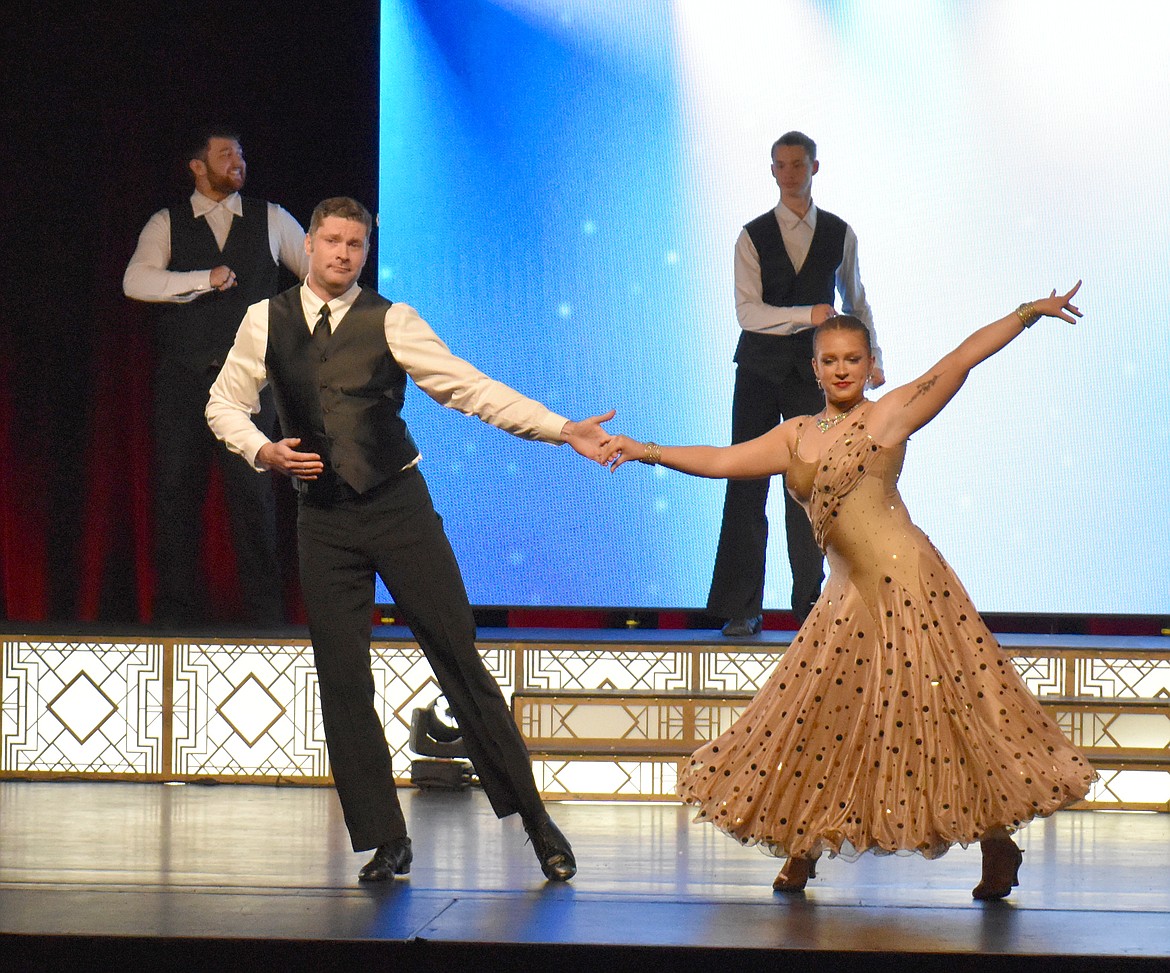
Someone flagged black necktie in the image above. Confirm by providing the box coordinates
[313,303,331,356]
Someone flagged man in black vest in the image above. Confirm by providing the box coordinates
[124,129,308,628]
[208,197,612,884]
[707,131,884,636]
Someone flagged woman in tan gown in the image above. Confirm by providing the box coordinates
[602,283,1094,898]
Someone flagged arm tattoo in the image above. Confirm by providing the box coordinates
[905,374,938,407]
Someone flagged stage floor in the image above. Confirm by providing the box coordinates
[1,781,1168,970]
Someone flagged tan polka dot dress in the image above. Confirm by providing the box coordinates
[678,407,1095,861]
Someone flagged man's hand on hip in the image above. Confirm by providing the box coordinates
[257,438,325,479]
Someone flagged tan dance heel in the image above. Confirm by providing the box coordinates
[971,838,1023,900]
[772,856,817,893]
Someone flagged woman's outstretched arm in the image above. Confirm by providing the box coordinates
[602,417,799,479]
[867,282,1082,446]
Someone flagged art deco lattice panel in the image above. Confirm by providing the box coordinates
[517,694,753,754]
[1046,706,1170,754]
[1,639,164,775]
[521,646,689,692]
[532,756,679,799]
[1074,656,1170,699]
[1082,767,1170,811]
[518,697,688,750]
[698,648,787,693]
[693,701,751,740]
[172,641,328,779]
[1009,653,1065,696]
[169,638,491,780]
[371,641,514,774]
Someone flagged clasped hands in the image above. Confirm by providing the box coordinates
[209,265,237,292]
[560,412,646,472]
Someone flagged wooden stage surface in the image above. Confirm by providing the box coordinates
[1,780,1168,971]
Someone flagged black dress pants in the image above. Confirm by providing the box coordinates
[706,359,825,621]
[297,467,544,852]
[153,359,282,627]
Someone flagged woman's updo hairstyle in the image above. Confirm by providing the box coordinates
[813,315,872,355]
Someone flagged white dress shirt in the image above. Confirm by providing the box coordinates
[206,283,569,471]
[734,198,882,368]
[123,190,310,302]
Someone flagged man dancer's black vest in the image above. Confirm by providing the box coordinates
[160,195,279,375]
[733,207,847,378]
[265,286,419,502]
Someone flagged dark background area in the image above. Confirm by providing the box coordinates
[1,3,381,624]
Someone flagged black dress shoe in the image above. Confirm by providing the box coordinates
[721,615,763,637]
[523,814,576,882]
[358,837,413,882]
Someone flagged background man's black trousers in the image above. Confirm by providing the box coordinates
[707,360,825,622]
[153,360,282,627]
[297,467,544,852]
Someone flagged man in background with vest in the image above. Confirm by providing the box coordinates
[124,128,308,628]
[707,131,884,637]
[207,196,610,885]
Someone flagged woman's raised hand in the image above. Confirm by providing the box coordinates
[1034,280,1083,324]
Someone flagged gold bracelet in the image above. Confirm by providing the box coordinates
[641,442,662,465]
[1015,302,1040,328]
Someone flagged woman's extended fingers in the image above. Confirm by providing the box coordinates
[1039,280,1083,323]
[1060,280,1083,321]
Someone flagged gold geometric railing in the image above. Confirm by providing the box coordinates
[2,632,1168,809]
[513,640,1170,808]
[0,634,511,786]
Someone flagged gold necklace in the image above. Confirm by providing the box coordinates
[815,398,865,432]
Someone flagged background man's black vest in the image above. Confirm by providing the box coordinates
[161,195,279,375]
[733,207,847,378]
[265,286,419,500]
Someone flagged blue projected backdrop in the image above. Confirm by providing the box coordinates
[377,0,1168,615]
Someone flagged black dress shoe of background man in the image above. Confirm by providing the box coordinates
[523,813,576,882]
[721,615,763,638]
[358,836,413,882]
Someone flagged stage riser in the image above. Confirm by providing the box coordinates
[2,632,1168,808]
